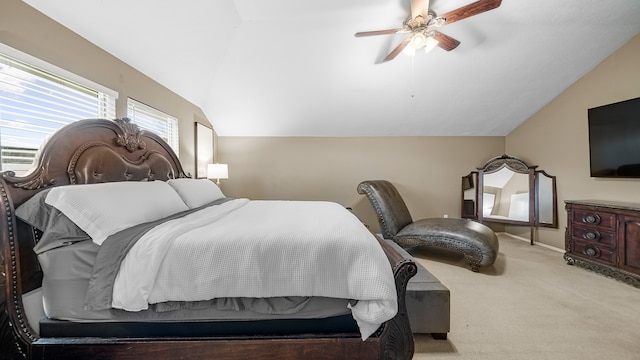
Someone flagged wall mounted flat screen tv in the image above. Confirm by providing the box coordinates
[589,97,640,177]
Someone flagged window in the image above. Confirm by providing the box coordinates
[0,45,117,175]
[127,98,179,156]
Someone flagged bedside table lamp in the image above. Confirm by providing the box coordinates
[207,163,228,185]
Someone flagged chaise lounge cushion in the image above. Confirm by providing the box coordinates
[395,217,499,270]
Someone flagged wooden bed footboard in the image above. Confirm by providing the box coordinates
[1,118,417,359]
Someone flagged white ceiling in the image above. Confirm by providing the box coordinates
[22,0,640,136]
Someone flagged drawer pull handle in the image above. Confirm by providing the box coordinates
[585,247,597,257]
[582,214,601,224]
[583,231,599,241]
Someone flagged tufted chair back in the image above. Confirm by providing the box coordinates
[357,180,413,239]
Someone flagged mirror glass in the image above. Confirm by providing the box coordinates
[536,171,557,227]
[482,167,531,223]
[461,172,478,218]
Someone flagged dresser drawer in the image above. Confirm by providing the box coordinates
[570,209,616,230]
[571,225,615,246]
[571,239,616,266]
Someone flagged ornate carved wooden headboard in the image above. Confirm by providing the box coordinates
[3,118,188,207]
[0,118,188,356]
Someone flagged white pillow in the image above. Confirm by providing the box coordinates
[167,178,225,209]
[45,181,189,245]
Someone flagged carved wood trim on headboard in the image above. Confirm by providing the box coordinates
[114,118,147,152]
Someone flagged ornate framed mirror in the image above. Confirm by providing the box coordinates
[461,154,558,243]
[477,154,536,226]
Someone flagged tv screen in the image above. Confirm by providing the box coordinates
[588,97,640,177]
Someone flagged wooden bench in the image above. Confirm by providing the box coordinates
[385,240,450,339]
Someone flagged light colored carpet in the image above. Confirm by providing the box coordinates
[409,233,640,360]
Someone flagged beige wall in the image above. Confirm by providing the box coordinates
[0,0,211,176]
[218,136,504,233]
[506,34,640,248]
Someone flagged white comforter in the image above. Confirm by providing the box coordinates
[112,199,397,340]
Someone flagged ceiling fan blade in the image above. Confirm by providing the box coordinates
[354,28,403,37]
[433,31,460,51]
[383,38,411,62]
[440,0,502,25]
[410,0,430,19]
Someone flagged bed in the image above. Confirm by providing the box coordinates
[0,118,416,360]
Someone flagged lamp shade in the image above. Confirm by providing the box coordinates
[207,163,228,180]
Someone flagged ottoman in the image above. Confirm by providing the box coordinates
[386,240,450,339]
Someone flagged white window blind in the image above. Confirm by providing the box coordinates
[0,45,117,175]
[127,98,179,157]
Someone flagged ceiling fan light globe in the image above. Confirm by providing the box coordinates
[424,37,439,53]
[403,45,417,57]
[410,33,427,49]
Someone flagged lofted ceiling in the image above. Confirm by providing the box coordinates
[22,0,640,136]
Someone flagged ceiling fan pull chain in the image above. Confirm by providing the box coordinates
[411,56,415,98]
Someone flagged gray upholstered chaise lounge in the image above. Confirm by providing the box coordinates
[357,180,499,272]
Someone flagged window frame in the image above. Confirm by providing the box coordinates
[0,43,117,175]
[126,98,180,157]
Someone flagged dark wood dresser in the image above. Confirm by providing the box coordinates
[565,200,640,287]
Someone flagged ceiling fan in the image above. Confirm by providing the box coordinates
[355,0,502,62]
